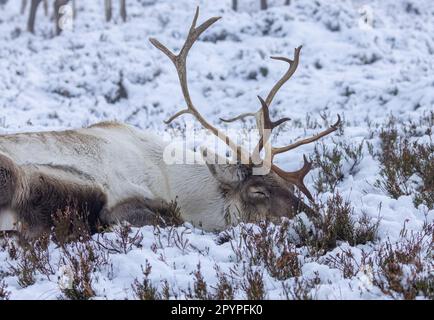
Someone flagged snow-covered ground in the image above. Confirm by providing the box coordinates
[0,0,433,299]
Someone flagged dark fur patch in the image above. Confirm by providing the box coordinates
[0,154,19,209]
[15,171,107,235]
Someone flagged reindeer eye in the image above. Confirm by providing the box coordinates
[250,189,269,199]
[253,191,267,197]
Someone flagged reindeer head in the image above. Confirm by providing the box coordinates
[198,159,302,224]
[150,8,340,224]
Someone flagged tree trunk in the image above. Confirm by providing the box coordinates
[232,0,238,11]
[43,0,48,16]
[54,0,69,35]
[105,0,112,22]
[285,0,290,5]
[27,0,42,33]
[21,0,28,15]
[120,0,126,22]
[72,0,76,19]
[260,0,267,10]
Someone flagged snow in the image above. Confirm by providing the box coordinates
[0,0,433,299]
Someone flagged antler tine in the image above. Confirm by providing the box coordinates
[150,7,248,162]
[149,7,220,66]
[251,96,290,164]
[220,46,302,125]
[219,112,256,123]
[270,115,341,159]
[149,7,221,126]
[252,99,339,201]
[271,155,314,201]
[266,45,302,106]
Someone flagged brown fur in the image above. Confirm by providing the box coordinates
[222,170,315,224]
[87,121,124,129]
[11,167,107,237]
[0,122,315,236]
[0,153,177,238]
[0,154,19,209]
[100,196,173,227]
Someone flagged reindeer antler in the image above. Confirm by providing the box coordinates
[219,40,340,201]
[220,46,302,131]
[149,7,250,163]
[150,8,341,201]
[257,95,341,200]
[249,95,340,201]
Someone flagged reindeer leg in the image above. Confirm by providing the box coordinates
[100,197,178,227]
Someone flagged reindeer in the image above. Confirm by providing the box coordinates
[0,8,340,238]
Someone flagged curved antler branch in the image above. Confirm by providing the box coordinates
[251,96,290,163]
[220,112,256,123]
[220,46,302,125]
[266,46,302,106]
[150,7,249,162]
[271,115,341,159]
[271,155,314,201]
[163,109,190,124]
[252,100,340,201]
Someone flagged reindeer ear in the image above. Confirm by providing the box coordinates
[200,147,250,187]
